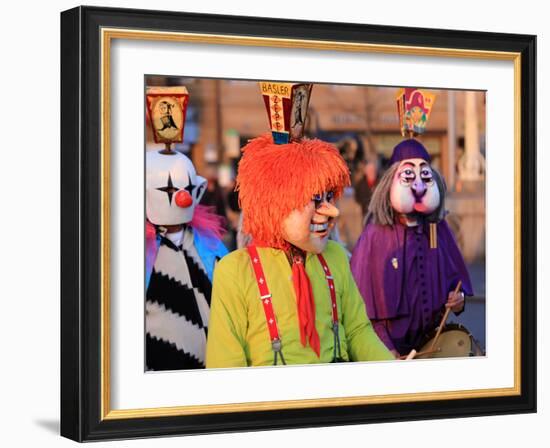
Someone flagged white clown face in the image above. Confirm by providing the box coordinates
[146,151,207,225]
[389,158,440,216]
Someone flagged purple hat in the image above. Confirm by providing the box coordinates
[390,139,431,165]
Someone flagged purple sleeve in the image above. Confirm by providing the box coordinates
[438,220,474,297]
[350,228,368,284]
[350,227,377,316]
[351,224,405,320]
[371,320,396,352]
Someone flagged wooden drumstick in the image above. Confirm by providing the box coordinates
[429,281,462,351]
[398,349,419,360]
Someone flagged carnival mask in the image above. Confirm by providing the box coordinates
[281,191,339,254]
[146,151,207,225]
[389,158,440,216]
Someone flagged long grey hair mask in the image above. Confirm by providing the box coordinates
[366,163,447,226]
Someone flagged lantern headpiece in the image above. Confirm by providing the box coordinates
[392,87,436,163]
[259,81,313,144]
[396,88,435,138]
[146,86,190,153]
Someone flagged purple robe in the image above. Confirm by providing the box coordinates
[350,220,473,355]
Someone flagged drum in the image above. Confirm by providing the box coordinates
[415,323,484,359]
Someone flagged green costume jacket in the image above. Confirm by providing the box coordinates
[206,241,394,367]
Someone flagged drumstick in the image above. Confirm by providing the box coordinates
[398,349,419,360]
[429,281,462,351]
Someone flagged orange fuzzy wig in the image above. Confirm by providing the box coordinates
[236,133,350,249]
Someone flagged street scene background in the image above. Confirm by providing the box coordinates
[145,75,487,352]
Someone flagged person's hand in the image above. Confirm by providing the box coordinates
[446,290,465,313]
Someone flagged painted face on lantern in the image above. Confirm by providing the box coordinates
[281,191,340,254]
[389,158,440,216]
[146,151,207,225]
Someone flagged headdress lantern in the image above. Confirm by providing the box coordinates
[259,81,313,144]
[145,86,206,226]
[396,87,436,138]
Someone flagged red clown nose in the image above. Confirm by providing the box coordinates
[174,190,193,208]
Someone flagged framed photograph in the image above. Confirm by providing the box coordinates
[60,6,536,442]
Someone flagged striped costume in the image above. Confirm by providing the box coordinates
[146,226,227,370]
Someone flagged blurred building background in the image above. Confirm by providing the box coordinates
[145,76,486,351]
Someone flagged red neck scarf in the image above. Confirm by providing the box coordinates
[290,249,320,357]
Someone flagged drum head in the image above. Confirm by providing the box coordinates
[416,323,483,359]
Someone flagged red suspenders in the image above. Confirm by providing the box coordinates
[246,246,341,364]
[317,253,343,361]
[317,254,338,324]
[246,245,286,365]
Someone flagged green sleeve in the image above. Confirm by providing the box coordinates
[205,254,249,368]
[340,251,395,362]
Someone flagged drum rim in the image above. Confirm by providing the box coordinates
[417,322,473,348]
[416,322,485,358]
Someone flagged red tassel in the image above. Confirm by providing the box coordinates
[291,256,320,357]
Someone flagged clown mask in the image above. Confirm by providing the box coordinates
[146,151,207,226]
[389,158,440,216]
[281,191,339,254]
